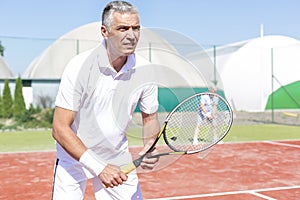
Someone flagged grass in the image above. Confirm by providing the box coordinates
[0,130,55,152]
[225,124,300,142]
[0,124,300,152]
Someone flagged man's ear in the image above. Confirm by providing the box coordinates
[101,25,108,39]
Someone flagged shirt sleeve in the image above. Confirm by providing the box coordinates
[55,54,86,112]
[139,84,159,114]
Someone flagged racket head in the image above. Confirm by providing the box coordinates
[163,92,233,154]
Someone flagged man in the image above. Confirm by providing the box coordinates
[193,87,218,145]
[51,1,160,199]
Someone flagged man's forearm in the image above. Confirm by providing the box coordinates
[142,112,160,146]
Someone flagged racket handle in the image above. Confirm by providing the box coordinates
[121,162,137,174]
[102,160,140,188]
[102,162,136,188]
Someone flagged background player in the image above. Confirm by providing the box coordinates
[193,87,218,145]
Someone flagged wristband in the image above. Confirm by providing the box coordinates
[79,149,107,176]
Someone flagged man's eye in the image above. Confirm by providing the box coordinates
[132,27,140,32]
[117,26,140,32]
[117,27,127,32]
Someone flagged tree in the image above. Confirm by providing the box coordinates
[0,41,4,57]
[2,80,13,118]
[37,95,54,109]
[0,95,2,118]
[13,77,26,119]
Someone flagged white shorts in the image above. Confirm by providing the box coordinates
[197,113,214,125]
[52,159,143,200]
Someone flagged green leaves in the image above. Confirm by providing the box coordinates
[2,79,13,118]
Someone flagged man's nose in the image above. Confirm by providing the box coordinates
[126,29,135,39]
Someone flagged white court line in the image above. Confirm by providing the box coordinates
[263,140,300,148]
[0,149,55,154]
[249,191,276,200]
[146,185,300,200]
[2,140,299,154]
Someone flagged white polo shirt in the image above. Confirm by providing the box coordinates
[55,43,158,180]
[200,94,218,117]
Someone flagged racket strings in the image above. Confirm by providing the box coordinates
[164,94,232,153]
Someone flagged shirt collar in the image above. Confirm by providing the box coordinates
[119,54,136,73]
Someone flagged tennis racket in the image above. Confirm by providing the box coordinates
[122,92,233,173]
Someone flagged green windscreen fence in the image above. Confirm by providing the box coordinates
[265,81,300,110]
[135,87,225,112]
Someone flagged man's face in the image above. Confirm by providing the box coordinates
[102,12,140,58]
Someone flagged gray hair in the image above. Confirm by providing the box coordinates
[102,1,139,31]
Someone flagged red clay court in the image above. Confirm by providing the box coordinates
[0,140,299,200]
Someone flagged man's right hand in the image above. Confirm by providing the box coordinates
[206,112,213,119]
[99,164,128,188]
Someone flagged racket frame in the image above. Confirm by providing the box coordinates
[122,92,233,174]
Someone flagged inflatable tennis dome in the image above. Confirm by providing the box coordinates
[0,55,13,78]
[201,35,300,111]
[23,22,214,111]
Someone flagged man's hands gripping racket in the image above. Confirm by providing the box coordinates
[122,92,233,174]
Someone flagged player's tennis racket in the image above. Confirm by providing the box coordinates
[122,92,233,173]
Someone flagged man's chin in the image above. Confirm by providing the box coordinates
[123,48,135,55]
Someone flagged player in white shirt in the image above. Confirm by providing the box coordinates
[51,1,160,199]
[193,87,218,145]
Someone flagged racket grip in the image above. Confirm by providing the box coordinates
[102,163,136,188]
[121,162,137,174]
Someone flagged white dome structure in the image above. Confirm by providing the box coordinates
[23,23,101,79]
[211,35,300,111]
[0,55,13,78]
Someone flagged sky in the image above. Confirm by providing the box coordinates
[1,0,300,76]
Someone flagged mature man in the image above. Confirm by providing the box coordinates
[52,1,160,199]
